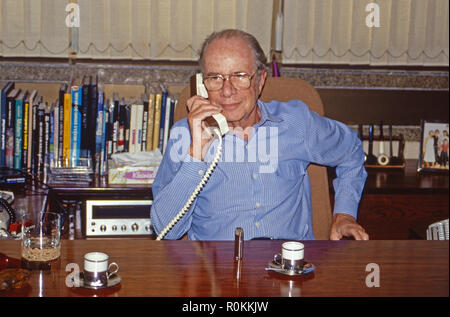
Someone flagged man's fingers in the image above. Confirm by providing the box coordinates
[343,226,369,240]
[330,223,369,240]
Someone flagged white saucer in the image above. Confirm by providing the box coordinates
[70,272,122,290]
[265,256,315,276]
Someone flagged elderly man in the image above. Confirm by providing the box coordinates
[151,29,368,241]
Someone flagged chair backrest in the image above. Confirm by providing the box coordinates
[175,76,332,240]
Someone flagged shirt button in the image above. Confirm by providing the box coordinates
[245,144,249,150]
[255,202,260,208]
[198,170,204,175]
[255,222,260,227]
[252,173,258,179]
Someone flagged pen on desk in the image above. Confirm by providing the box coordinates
[234,227,244,261]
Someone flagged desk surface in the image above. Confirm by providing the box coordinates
[0,240,448,297]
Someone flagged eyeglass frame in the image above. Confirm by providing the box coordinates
[202,71,258,91]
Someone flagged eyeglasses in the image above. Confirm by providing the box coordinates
[203,71,257,91]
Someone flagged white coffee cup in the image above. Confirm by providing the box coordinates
[84,252,119,287]
[278,241,304,271]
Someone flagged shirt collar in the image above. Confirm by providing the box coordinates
[257,99,283,126]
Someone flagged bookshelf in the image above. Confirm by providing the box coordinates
[1,80,177,184]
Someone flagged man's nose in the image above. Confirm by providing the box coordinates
[221,77,236,96]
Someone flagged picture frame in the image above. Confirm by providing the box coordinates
[418,120,449,172]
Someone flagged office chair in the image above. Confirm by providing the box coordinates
[427,219,449,240]
[175,76,333,240]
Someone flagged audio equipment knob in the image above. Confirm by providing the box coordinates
[112,225,118,231]
[121,225,127,232]
[145,224,151,232]
[100,225,107,232]
[132,223,139,232]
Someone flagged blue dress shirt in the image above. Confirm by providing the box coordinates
[151,99,367,240]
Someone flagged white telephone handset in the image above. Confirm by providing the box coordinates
[195,73,229,136]
[155,73,227,240]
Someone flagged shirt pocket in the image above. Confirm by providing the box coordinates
[275,160,306,181]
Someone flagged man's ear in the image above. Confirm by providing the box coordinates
[257,69,268,96]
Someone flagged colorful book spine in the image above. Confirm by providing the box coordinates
[44,104,51,169]
[13,92,26,169]
[63,90,72,164]
[145,93,155,152]
[58,84,66,164]
[48,104,54,165]
[123,104,130,152]
[70,86,82,165]
[95,91,104,174]
[36,103,45,175]
[5,89,20,168]
[152,93,162,151]
[1,82,14,166]
[100,105,109,175]
[22,96,29,170]
[80,77,90,158]
[52,101,59,166]
[88,77,98,160]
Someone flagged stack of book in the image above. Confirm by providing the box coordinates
[0,79,178,183]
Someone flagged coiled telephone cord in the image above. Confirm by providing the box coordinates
[156,129,223,240]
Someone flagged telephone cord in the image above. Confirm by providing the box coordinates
[156,129,223,240]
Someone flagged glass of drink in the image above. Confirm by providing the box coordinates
[21,212,62,270]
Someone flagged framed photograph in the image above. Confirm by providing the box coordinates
[418,120,449,172]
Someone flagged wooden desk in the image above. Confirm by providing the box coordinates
[0,240,448,297]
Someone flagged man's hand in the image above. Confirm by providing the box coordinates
[329,213,369,240]
[186,95,223,161]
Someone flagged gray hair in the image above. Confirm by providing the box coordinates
[199,29,267,74]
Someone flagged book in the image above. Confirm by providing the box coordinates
[135,103,144,153]
[22,92,30,170]
[58,84,66,164]
[70,86,82,165]
[26,90,38,170]
[5,89,20,168]
[123,104,130,152]
[14,90,28,169]
[159,90,168,150]
[162,96,172,154]
[152,93,162,151]
[169,99,176,131]
[80,76,90,158]
[145,93,155,152]
[100,103,109,176]
[129,104,138,153]
[31,95,42,174]
[112,93,120,154]
[88,76,98,160]
[44,103,52,171]
[1,82,15,166]
[36,102,46,175]
[142,95,148,152]
[94,89,104,174]
[106,100,114,162]
[117,103,126,153]
[52,99,58,166]
[63,88,72,164]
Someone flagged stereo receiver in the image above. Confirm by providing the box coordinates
[85,200,153,237]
